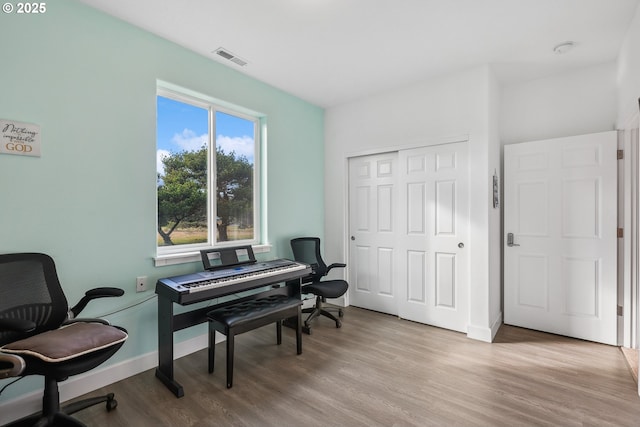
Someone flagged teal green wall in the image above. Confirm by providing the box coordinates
[0,0,324,400]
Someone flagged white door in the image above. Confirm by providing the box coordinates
[504,131,618,345]
[348,152,399,314]
[397,142,469,332]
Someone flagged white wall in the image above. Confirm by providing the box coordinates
[617,1,640,126]
[501,62,618,146]
[488,70,503,331]
[325,66,498,341]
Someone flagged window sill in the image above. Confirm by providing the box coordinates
[154,244,272,267]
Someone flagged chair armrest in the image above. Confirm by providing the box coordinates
[0,352,26,379]
[0,317,36,333]
[69,287,124,318]
[326,263,346,274]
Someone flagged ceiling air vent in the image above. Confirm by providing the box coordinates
[214,48,248,67]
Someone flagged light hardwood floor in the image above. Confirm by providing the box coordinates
[71,307,640,427]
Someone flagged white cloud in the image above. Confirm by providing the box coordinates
[172,128,208,152]
[157,131,255,177]
[217,135,255,164]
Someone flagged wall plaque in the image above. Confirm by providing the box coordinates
[0,119,41,157]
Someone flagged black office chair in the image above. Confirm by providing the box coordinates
[0,253,128,427]
[290,237,348,333]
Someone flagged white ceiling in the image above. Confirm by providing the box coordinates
[78,0,639,108]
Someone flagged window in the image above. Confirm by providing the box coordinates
[156,86,261,256]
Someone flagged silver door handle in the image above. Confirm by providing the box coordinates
[507,232,520,247]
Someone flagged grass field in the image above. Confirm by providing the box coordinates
[157,225,253,246]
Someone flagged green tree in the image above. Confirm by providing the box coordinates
[157,148,207,245]
[215,147,253,241]
[157,147,253,245]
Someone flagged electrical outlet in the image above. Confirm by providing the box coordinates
[136,276,148,292]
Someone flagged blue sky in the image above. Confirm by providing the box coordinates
[156,96,255,175]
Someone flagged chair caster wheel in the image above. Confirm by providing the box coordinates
[106,395,118,412]
[338,310,344,318]
[336,320,342,328]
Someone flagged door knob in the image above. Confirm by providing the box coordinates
[458,242,464,248]
[351,236,355,241]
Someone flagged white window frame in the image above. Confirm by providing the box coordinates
[155,82,267,266]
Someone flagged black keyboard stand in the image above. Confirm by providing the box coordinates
[155,270,308,398]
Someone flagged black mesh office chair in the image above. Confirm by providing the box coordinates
[0,253,128,427]
[290,237,348,333]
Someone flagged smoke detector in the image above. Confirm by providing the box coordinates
[213,48,248,67]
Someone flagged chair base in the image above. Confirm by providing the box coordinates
[302,295,344,333]
[6,413,82,427]
[61,392,117,419]
[3,378,117,427]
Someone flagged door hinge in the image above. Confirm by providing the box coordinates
[618,228,624,238]
[618,149,624,160]
[618,305,624,316]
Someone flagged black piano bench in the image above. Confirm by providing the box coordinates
[206,294,303,388]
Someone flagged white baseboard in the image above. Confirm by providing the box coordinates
[466,324,493,343]
[490,312,503,341]
[0,332,216,425]
[466,312,503,343]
